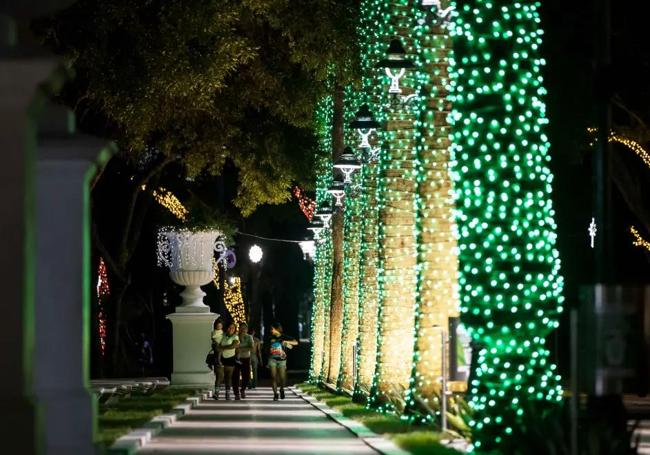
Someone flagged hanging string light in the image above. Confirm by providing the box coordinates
[224,277,247,326]
[293,186,317,221]
[631,226,650,252]
[96,257,110,358]
[141,184,188,221]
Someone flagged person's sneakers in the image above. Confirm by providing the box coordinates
[213,390,219,400]
[225,391,231,401]
[273,393,279,401]
[234,394,241,401]
[279,388,285,400]
[241,389,246,399]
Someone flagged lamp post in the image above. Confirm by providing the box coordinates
[298,239,316,261]
[314,203,333,227]
[327,175,347,207]
[350,104,382,162]
[307,219,326,241]
[432,324,448,433]
[375,39,416,106]
[350,104,381,148]
[333,147,362,184]
[248,244,263,264]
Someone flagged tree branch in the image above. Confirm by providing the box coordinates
[92,220,127,283]
[119,156,174,265]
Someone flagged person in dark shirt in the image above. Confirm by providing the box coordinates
[267,322,298,401]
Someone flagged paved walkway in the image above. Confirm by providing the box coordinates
[138,387,378,454]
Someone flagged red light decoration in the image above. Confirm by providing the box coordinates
[97,257,110,357]
[293,186,316,221]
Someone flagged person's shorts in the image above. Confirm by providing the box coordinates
[222,356,237,367]
[268,358,286,369]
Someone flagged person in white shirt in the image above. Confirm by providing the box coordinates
[218,322,240,400]
[211,319,224,399]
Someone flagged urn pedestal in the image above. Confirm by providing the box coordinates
[167,312,218,385]
[157,229,227,386]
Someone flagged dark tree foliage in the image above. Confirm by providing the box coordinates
[35,0,360,214]
[32,0,360,376]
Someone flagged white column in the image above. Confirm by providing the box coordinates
[167,312,219,385]
[0,55,57,451]
[34,131,113,454]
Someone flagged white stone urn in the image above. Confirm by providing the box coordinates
[157,227,226,385]
[157,228,226,313]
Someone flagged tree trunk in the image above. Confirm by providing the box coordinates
[409,7,460,405]
[337,162,362,391]
[326,87,346,385]
[92,155,171,377]
[355,161,380,398]
[369,16,418,407]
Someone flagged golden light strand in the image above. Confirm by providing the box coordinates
[141,184,189,221]
[631,226,650,253]
[587,128,650,170]
[224,277,247,326]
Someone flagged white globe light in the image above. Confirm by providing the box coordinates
[249,244,263,263]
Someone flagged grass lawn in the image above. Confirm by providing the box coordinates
[297,383,464,455]
[96,387,200,449]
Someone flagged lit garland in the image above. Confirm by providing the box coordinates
[96,257,110,358]
[368,0,419,414]
[353,0,388,400]
[293,186,317,221]
[142,184,189,221]
[449,0,565,451]
[309,96,335,382]
[337,89,364,392]
[212,258,221,289]
[224,277,247,327]
[610,134,650,169]
[405,0,461,422]
[631,226,650,252]
[587,127,650,171]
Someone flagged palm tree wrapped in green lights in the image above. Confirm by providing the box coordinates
[449,0,565,451]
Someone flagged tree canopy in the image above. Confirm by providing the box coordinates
[35,0,360,214]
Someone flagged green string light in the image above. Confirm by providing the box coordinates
[448,0,565,450]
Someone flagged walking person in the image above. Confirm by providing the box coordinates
[211,318,224,399]
[249,328,262,389]
[267,322,298,401]
[233,322,253,399]
[217,322,240,400]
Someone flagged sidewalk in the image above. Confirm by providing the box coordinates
[136,387,378,454]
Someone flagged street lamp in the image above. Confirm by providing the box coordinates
[307,219,326,241]
[248,244,263,264]
[350,104,381,149]
[298,239,316,261]
[376,39,415,105]
[326,175,346,207]
[350,104,382,163]
[333,147,362,184]
[314,203,333,227]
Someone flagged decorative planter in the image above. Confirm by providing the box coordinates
[157,228,227,385]
[157,228,226,313]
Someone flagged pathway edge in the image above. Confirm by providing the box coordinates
[292,386,410,455]
[106,389,211,455]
